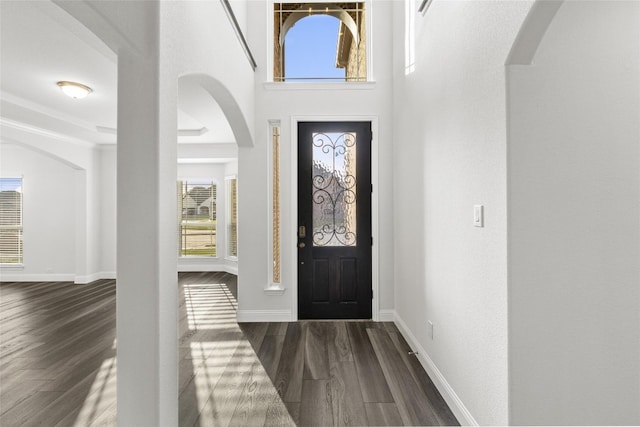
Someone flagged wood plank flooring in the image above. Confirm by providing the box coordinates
[0,279,118,426]
[1,272,459,426]
[241,319,459,427]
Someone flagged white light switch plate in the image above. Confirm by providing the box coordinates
[473,205,484,227]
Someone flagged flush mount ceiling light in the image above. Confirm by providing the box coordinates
[56,81,93,99]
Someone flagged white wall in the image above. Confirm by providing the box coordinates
[99,145,117,275]
[0,143,77,280]
[0,124,110,283]
[240,0,395,321]
[93,151,240,275]
[3,142,240,280]
[391,1,533,425]
[507,1,640,424]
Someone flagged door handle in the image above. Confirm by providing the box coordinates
[298,242,306,248]
[298,225,306,238]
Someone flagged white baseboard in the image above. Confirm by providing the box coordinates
[179,264,236,275]
[236,309,292,322]
[75,271,116,284]
[0,273,75,282]
[379,309,396,322]
[222,265,238,275]
[393,312,478,426]
[178,259,238,275]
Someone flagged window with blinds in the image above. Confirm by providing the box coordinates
[0,178,23,264]
[177,180,216,257]
[227,178,238,258]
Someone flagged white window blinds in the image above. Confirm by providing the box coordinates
[0,178,23,264]
[178,180,216,257]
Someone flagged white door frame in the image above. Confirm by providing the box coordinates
[290,115,380,321]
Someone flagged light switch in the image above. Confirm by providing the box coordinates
[473,205,484,227]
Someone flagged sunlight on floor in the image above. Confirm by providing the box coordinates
[65,276,292,426]
[72,350,117,426]
[183,280,293,426]
[184,283,237,331]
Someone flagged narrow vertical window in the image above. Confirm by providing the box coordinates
[0,178,23,264]
[272,126,281,283]
[226,177,238,258]
[178,180,217,256]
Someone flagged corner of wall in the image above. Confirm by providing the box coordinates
[393,312,479,426]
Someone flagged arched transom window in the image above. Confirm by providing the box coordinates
[274,2,366,82]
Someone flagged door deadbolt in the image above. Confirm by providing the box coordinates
[298,225,306,238]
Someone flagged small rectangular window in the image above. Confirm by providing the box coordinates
[178,180,216,257]
[0,178,23,264]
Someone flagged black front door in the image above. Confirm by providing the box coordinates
[298,121,372,319]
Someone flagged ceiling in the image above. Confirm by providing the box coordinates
[0,1,236,146]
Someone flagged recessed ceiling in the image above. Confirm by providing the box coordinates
[0,0,236,146]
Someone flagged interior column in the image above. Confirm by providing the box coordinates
[116,38,178,427]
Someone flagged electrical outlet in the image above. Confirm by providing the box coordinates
[428,320,434,340]
[473,205,484,227]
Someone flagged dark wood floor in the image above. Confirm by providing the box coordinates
[239,321,459,427]
[0,272,458,426]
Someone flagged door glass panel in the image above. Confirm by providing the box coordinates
[312,132,357,246]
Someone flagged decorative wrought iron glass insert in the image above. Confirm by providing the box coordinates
[312,131,357,246]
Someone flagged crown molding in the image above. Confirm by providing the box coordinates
[0,117,97,148]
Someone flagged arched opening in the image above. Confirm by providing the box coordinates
[3,1,258,426]
[176,73,243,274]
[507,1,640,424]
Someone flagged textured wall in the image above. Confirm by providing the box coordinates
[508,1,640,424]
[391,1,533,424]
[0,144,77,279]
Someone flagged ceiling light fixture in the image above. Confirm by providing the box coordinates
[56,81,93,99]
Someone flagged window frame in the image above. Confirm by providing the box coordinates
[267,0,373,84]
[225,175,238,261]
[0,177,24,266]
[177,179,218,258]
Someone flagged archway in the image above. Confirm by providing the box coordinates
[506,1,640,424]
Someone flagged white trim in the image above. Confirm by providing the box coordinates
[222,265,239,275]
[263,82,377,91]
[75,271,116,284]
[1,92,101,135]
[264,285,286,296]
[393,312,479,426]
[371,118,380,321]
[378,309,395,322]
[177,158,236,165]
[224,175,239,260]
[236,309,292,322]
[290,115,380,321]
[0,264,24,270]
[0,273,75,282]
[267,120,282,289]
[178,259,238,275]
